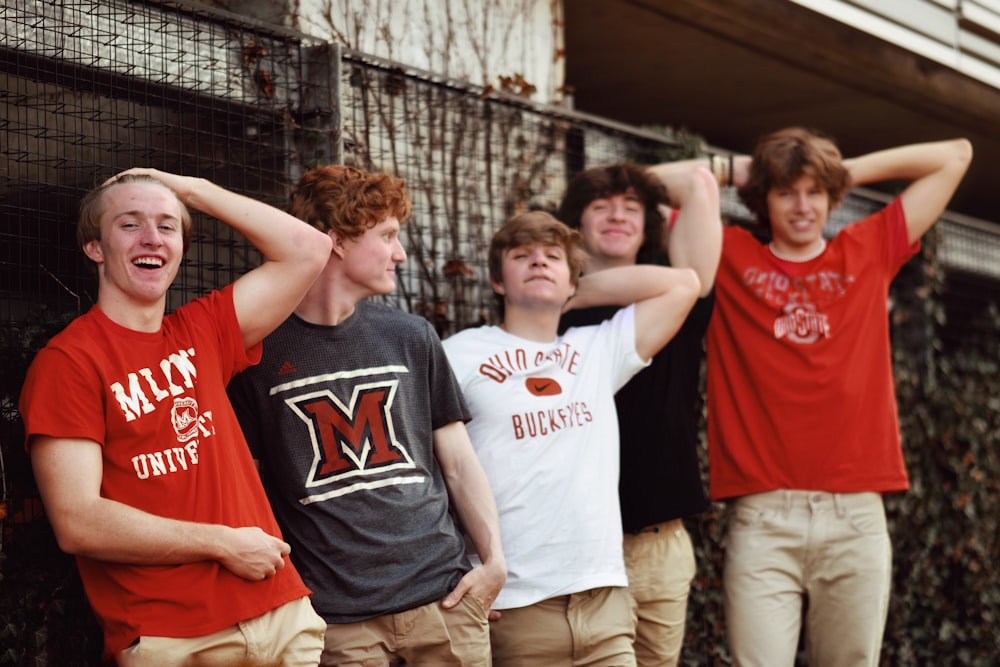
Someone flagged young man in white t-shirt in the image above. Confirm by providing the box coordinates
[443,210,700,666]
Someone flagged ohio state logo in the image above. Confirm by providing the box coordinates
[773,303,831,344]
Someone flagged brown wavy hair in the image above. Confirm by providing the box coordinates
[289,164,411,239]
[556,162,669,264]
[737,127,851,232]
[488,211,589,317]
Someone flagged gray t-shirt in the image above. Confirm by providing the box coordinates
[228,301,472,622]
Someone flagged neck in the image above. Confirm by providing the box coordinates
[96,294,165,333]
[769,238,827,262]
[499,305,560,343]
[294,264,364,326]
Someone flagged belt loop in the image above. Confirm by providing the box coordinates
[783,490,792,518]
[833,493,846,518]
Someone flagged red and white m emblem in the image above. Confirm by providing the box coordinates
[285,378,417,502]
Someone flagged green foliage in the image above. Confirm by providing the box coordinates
[641,124,710,163]
[1,309,103,665]
[0,523,102,666]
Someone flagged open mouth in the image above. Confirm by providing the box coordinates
[133,257,164,269]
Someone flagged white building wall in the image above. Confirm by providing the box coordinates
[291,0,566,104]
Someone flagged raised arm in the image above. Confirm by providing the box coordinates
[434,421,507,616]
[30,436,291,580]
[111,168,332,347]
[646,162,722,294]
[567,264,700,361]
[842,139,973,244]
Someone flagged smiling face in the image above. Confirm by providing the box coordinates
[339,215,407,297]
[578,188,645,268]
[83,181,185,317]
[766,173,830,259]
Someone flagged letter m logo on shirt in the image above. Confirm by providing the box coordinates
[286,380,414,490]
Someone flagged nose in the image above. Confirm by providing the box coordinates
[529,249,548,266]
[608,201,628,221]
[139,222,164,246]
[393,239,407,263]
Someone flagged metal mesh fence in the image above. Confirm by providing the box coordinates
[0,0,332,536]
[336,50,685,335]
[2,0,999,536]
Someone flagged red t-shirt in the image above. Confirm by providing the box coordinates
[20,286,310,656]
[707,199,916,500]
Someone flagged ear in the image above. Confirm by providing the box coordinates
[82,239,104,264]
[329,229,348,260]
[490,279,506,297]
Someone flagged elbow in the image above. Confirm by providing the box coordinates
[48,519,91,557]
[690,165,721,198]
[301,227,333,274]
[680,267,701,305]
[954,138,973,169]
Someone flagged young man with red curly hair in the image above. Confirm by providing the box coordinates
[709,129,972,665]
[228,164,505,666]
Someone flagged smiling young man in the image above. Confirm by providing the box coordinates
[557,162,721,667]
[227,164,506,666]
[20,169,332,665]
[443,211,701,666]
[708,128,972,666]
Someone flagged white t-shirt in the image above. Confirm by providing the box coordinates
[443,306,647,609]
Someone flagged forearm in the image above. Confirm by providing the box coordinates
[448,464,504,569]
[50,496,230,565]
[569,265,698,311]
[435,424,505,570]
[182,177,330,264]
[843,139,973,187]
[32,436,286,580]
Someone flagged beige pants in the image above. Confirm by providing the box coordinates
[490,586,637,667]
[320,594,490,666]
[623,518,696,667]
[724,490,892,667]
[117,596,325,666]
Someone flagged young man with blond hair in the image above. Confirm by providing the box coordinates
[21,169,332,665]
